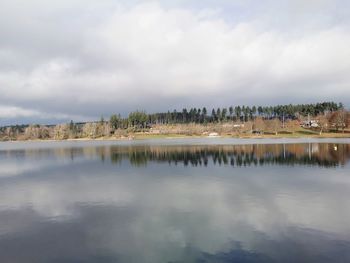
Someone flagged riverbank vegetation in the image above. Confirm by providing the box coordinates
[1,101,349,141]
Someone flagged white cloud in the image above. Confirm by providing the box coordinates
[0,105,88,121]
[0,105,41,119]
[0,1,349,123]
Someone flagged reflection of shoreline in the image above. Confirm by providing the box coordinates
[110,144,350,167]
[1,143,349,168]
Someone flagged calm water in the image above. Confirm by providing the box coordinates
[0,138,350,263]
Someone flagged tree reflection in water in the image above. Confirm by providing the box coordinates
[109,143,350,168]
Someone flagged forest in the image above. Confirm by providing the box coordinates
[110,101,342,129]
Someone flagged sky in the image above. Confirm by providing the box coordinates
[0,0,349,125]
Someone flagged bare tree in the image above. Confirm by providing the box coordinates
[329,110,347,132]
[253,117,265,133]
[316,114,329,135]
[265,118,281,135]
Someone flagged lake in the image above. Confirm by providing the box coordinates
[0,138,350,263]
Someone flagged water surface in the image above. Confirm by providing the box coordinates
[0,138,350,262]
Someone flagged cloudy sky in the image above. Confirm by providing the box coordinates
[0,0,349,125]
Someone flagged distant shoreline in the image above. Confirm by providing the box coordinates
[1,131,350,143]
[2,105,349,142]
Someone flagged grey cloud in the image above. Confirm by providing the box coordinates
[0,0,349,124]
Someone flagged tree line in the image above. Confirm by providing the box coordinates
[109,101,343,129]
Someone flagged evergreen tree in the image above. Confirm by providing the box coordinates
[229,106,234,121]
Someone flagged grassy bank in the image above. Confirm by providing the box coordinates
[1,124,349,142]
[73,129,350,141]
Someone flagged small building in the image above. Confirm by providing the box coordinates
[301,120,319,128]
[208,132,219,137]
